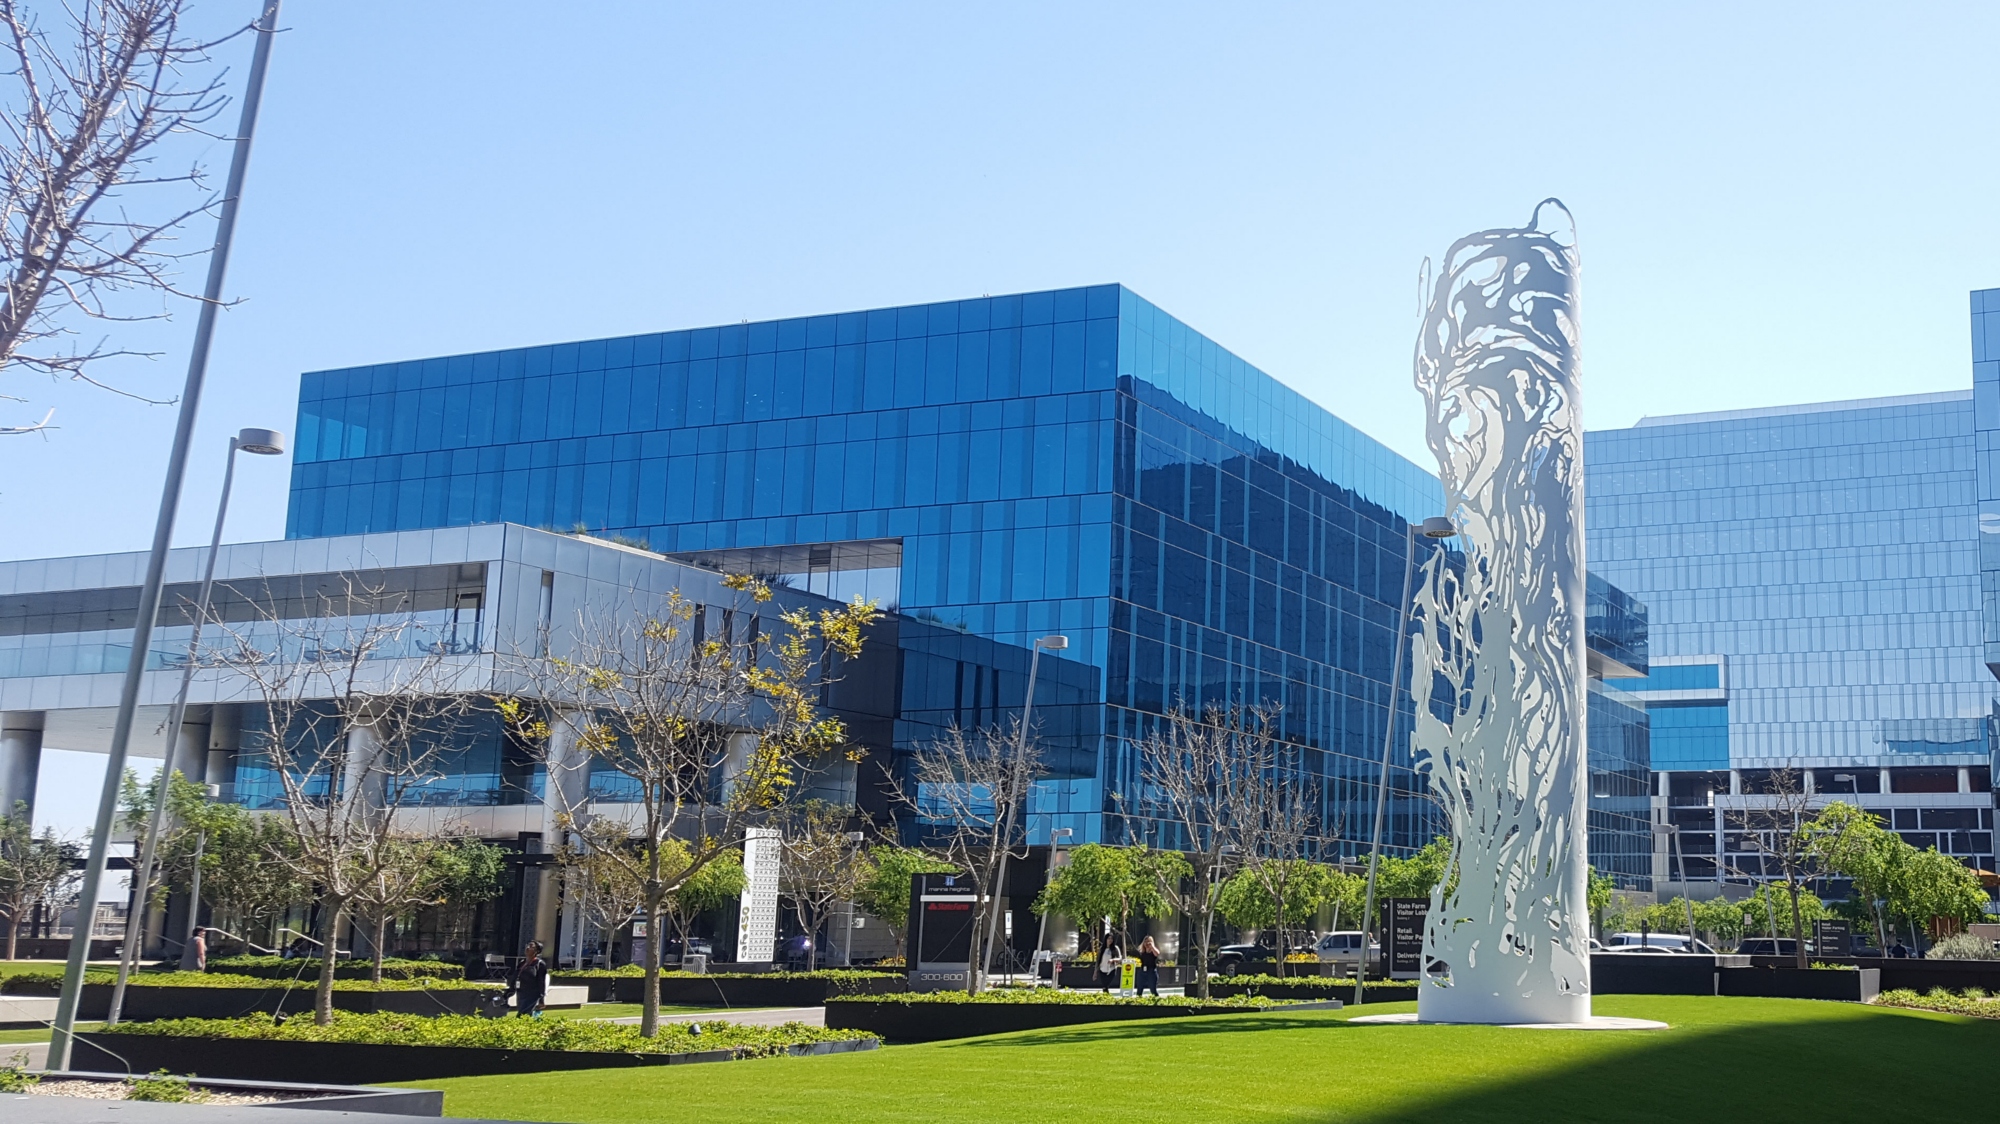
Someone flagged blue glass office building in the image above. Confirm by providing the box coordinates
[1588,376,1999,883]
[285,284,1648,876]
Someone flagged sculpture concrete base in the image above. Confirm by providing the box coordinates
[1348,1012,1667,1031]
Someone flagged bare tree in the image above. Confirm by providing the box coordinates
[0,799,79,958]
[778,800,871,971]
[348,834,500,984]
[505,578,875,1035]
[1236,772,1327,978]
[1730,766,1821,970]
[1124,704,1279,998]
[902,721,1042,993]
[556,818,645,967]
[215,583,482,1023]
[0,0,255,431]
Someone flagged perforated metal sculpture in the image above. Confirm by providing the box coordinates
[1410,200,1590,1025]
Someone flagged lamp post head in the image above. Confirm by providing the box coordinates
[1418,516,1456,539]
[1651,823,1678,835]
[235,428,286,455]
[1051,828,1072,840]
[1036,634,1069,650]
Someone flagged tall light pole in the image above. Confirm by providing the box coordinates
[1653,822,1700,950]
[49,1,284,1067]
[979,634,1066,988]
[1355,516,1453,1006]
[107,428,285,1023]
[1034,826,1072,986]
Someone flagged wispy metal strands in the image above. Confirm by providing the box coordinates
[1409,200,1591,1025]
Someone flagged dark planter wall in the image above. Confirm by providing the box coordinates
[1747,955,2000,993]
[1208,981,1416,1003]
[1590,953,1748,996]
[1719,968,1880,1002]
[74,1034,712,1084]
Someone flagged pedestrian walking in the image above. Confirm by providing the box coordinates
[1097,935,1124,993]
[1135,936,1162,997]
[508,940,550,1017]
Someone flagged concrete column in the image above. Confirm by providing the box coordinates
[173,709,211,785]
[0,712,44,822]
[1880,768,1893,794]
[533,710,586,953]
[1959,767,1972,794]
[206,704,242,793]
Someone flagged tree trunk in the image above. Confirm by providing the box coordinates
[639,894,663,1037]
[5,906,17,960]
[371,915,387,984]
[806,907,820,972]
[1787,882,1808,969]
[315,898,346,1026]
[1272,883,1288,979]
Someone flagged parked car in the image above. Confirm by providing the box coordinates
[661,937,713,965]
[1212,932,1317,976]
[1735,938,1813,957]
[1602,932,1715,954]
[1313,931,1379,970]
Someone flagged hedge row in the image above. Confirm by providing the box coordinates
[827,989,1283,1008]
[0,970,489,995]
[97,1011,872,1058]
[556,967,900,982]
[207,955,466,982]
[1874,987,2000,1020]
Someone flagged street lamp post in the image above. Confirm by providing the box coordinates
[1034,827,1072,986]
[979,634,1066,989]
[840,829,865,966]
[1653,822,1700,950]
[106,424,288,1020]
[49,2,285,1070]
[1355,516,1453,1006]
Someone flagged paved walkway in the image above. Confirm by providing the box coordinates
[602,1005,825,1028]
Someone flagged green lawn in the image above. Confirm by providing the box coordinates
[405,996,2000,1124]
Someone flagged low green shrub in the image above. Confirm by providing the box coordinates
[554,967,900,982]
[1213,974,1417,992]
[208,955,467,982]
[0,969,489,994]
[0,1051,38,1092]
[126,1070,205,1103]
[1874,987,2000,1019]
[96,1011,873,1058]
[828,989,1283,1008]
[1923,933,2000,961]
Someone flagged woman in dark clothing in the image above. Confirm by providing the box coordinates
[1097,935,1124,993]
[1135,936,1162,997]
[508,940,550,1017]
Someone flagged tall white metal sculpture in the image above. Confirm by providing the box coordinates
[1410,200,1591,1025]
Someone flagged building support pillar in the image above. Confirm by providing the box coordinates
[532,709,586,954]
[0,712,44,822]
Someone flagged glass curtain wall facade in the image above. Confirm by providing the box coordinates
[286,284,1643,869]
[1587,387,2000,880]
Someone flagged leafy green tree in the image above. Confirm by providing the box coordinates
[1806,801,1902,949]
[1215,862,1342,935]
[1371,836,1455,925]
[1889,847,1987,943]
[1034,844,1169,949]
[852,845,953,959]
[665,841,746,954]
[154,775,310,957]
[0,800,79,960]
[351,836,505,983]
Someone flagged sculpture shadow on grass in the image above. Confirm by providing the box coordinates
[1358,1005,2000,1124]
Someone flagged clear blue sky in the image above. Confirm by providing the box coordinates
[10,0,2000,839]
[6,2,1998,561]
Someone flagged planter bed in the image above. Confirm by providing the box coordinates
[1746,955,2000,994]
[76,1013,876,1084]
[1053,965,1197,989]
[2,972,493,1021]
[1591,953,1751,996]
[1207,979,1417,1003]
[825,994,1334,1043]
[207,955,466,982]
[594,972,907,1007]
[1718,966,1879,1002]
[16,1071,444,1115]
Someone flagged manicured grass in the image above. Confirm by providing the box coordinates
[406,996,2000,1124]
